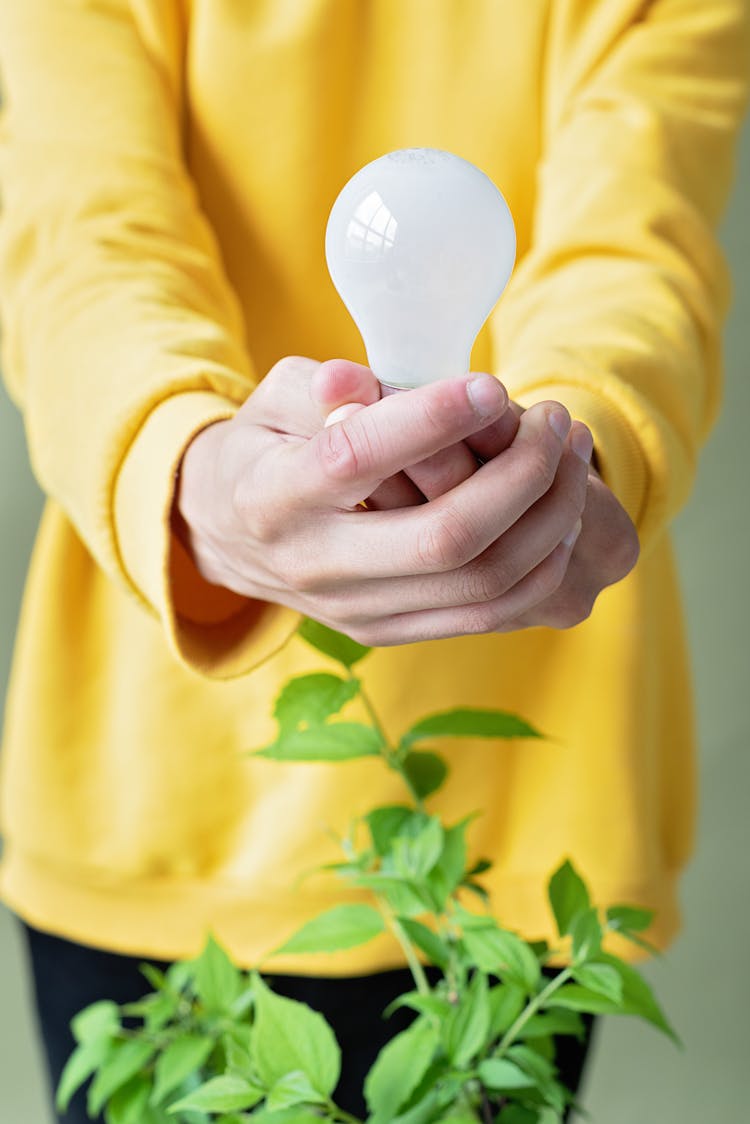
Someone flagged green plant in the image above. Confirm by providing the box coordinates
[58,620,677,1124]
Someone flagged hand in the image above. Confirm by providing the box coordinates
[173,355,598,645]
[311,362,641,633]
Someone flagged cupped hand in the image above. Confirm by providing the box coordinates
[309,359,640,637]
[173,356,638,645]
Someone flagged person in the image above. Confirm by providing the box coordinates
[0,1,747,1121]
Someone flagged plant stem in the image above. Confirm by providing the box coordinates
[356,678,425,810]
[496,965,574,1054]
[356,679,390,750]
[381,907,432,997]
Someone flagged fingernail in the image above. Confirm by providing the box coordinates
[467,374,507,419]
[548,407,571,440]
[571,425,594,463]
[324,402,366,427]
[563,519,582,548]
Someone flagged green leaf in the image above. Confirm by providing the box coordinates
[364,1018,440,1122]
[573,963,623,1003]
[105,1074,151,1124]
[139,963,169,992]
[87,1039,155,1116]
[465,857,492,878]
[71,1000,121,1045]
[506,1044,556,1089]
[547,859,590,938]
[606,904,655,934]
[166,961,193,993]
[248,1111,325,1124]
[390,816,444,880]
[222,1026,254,1077]
[487,983,526,1038]
[265,1069,326,1110]
[596,953,680,1043]
[346,872,431,916]
[396,917,451,970]
[274,673,359,731]
[547,982,627,1016]
[151,1035,215,1106]
[56,1036,115,1112]
[495,1108,541,1124]
[444,971,491,1067]
[460,923,540,993]
[250,971,341,1097]
[570,907,602,962]
[401,750,449,799]
[168,1075,263,1114]
[383,990,453,1021]
[461,879,490,904]
[297,618,371,667]
[425,817,470,909]
[123,990,178,1033]
[391,1088,443,1124]
[365,805,416,855]
[522,1008,585,1040]
[477,1057,536,1091]
[401,708,541,747]
[193,934,242,1012]
[271,903,384,956]
[256,723,383,762]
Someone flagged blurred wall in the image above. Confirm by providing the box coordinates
[1,119,748,1124]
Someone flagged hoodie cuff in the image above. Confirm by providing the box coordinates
[113,390,299,678]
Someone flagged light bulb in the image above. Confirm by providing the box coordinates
[325,148,516,390]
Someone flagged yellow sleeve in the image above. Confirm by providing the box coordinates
[0,0,298,677]
[492,0,750,550]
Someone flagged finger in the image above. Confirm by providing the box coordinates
[311,358,382,417]
[239,355,324,435]
[405,440,479,500]
[275,400,571,583]
[366,473,425,509]
[293,372,509,508]
[464,401,522,463]
[317,537,581,647]
[317,430,590,615]
[404,392,518,501]
[324,402,368,427]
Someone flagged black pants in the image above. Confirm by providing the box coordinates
[21,922,596,1123]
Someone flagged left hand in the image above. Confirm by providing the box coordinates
[312,360,639,633]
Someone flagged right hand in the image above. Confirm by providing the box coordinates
[173,356,591,646]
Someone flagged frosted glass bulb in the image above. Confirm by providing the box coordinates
[325,148,516,390]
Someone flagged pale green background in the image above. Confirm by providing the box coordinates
[1,119,748,1121]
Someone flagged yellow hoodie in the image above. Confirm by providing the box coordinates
[0,0,747,974]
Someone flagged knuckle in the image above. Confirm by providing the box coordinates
[343,621,380,647]
[558,487,586,527]
[462,557,511,604]
[613,525,640,576]
[269,354,318,383]
[537,549,570,600]
[462,602,505,635]
[567,594,596,627]
[231,480,279,544]
[275,551,314,593]
[416,508,476,571]
[555,591,596,629]
[316,422,362,485]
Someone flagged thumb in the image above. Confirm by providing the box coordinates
[311,358,382,419]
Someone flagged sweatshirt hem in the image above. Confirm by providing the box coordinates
[1,849,682,975]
